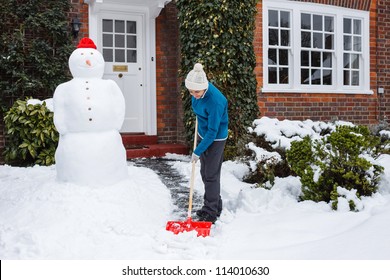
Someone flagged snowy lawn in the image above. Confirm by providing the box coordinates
[1,152,390,260]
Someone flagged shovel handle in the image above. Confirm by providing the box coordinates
[187,117,198,218]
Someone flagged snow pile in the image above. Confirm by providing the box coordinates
[0,165,173,259]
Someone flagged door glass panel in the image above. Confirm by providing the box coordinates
[127,21,137,34]
[102,19,138,63]
[115,34,125,48]
[103,49,113,62]
[103,34,113,47]
[127,50,137,63]
[103,19,113,32]
[127,35,137,48]
[115,49,125,62]
[115,20,125,33]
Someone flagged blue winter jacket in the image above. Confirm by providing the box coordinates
[192,82,228,156]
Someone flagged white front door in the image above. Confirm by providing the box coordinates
[99,14,144,132]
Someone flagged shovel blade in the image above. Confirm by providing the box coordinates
[166,218,212,237]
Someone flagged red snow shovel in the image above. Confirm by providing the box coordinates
[166,118,212,237]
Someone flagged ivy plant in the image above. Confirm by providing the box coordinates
[176,0,259,158]
[0,0,73,110]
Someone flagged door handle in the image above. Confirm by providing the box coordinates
[118,73,123,78]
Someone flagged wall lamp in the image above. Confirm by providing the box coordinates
[71,17,82,39]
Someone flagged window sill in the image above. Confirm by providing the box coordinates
[260,88,374,95]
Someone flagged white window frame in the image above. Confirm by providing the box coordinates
[262,0,372,94]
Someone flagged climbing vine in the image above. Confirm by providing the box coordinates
[176,0,259,158]
[0,0,73,110]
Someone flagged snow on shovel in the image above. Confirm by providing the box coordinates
[166,118,212,237]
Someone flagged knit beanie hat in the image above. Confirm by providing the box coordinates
[77,37,97,49]
[185,63,209,90]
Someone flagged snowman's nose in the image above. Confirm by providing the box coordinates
[86,59,92,66]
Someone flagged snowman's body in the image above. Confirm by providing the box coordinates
[53,39,128,185]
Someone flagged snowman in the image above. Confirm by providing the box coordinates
[53,37,128,185]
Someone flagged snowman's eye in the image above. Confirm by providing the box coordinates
[81,53,84,55]
[91,52,94,55]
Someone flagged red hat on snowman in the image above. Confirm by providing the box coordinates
[77,37,97,49]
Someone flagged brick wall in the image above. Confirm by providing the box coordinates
[69,0,89,45]
[156,3,186,144]
[255,0,384,125]
[377,0,390,122]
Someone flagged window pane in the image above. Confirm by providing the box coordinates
[344,18,352,34]
[311,51,321,67]
[115,49,125,62]
[268,48,277,65]
[323,52,332,67]
[311,69,321,84]
[127,50,137,63]
[301,13,311,30]
[344,35,352,51]
[325,34,334,49]
[115,20,125,33]
[301,31,311,48]
[301,51,309,66]
[269,67,277,83]
[301,69,309,84]
[127,21,136,34]
[103,34,113,47]
[280,68,289,84]
[313,32,323,49]
[313,15,323,31]
[353,19,361,35]
[269,10,279,27]
[344,70,350,85]
[115,34,125,48]
[325,16,334,32]
[281,30,290,46]
[103,49,113,62]
[344,53,350,68]
[323,70,332,85]
[352,71,359,85]
[354,36,361,52]
[351,54,359,69]
[103,19,113,32]
[269,29,279,45]
[279,49,288,65]
[280,11,290,28]
[127,35,137,48]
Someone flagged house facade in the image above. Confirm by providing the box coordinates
[0,0,389,161]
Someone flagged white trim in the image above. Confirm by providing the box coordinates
[262,0,372,94]
[86,0,170,135]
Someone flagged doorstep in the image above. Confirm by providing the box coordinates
[121,134,189,159]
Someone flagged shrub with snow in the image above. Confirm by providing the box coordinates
[3,97,58,166]
[287,125,384,211]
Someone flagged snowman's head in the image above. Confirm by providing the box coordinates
[69,38,105,79]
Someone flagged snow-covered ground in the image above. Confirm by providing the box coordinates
[1,116,390,262]
[1,151,390,260]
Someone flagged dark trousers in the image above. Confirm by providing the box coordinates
[199,139,226,217]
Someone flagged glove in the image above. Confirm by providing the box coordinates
[191,153,200,163]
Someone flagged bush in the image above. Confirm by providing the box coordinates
[242,117,335,187]
[287,125,384,211]
[3,98,58,166]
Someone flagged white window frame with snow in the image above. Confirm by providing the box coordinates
[262,0,372,94]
